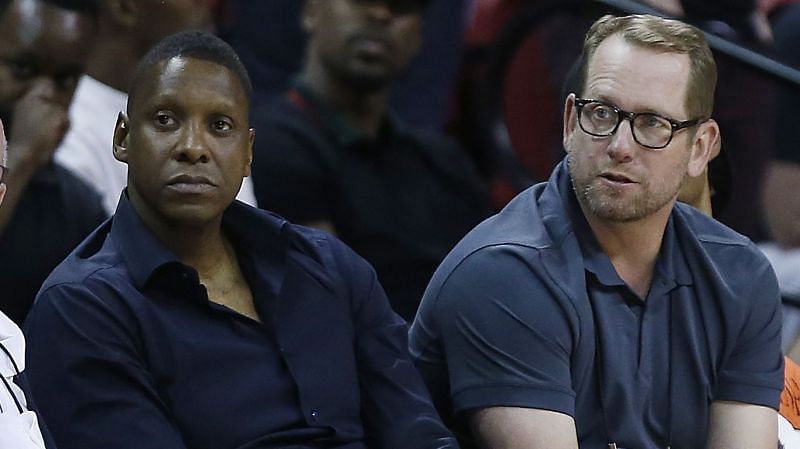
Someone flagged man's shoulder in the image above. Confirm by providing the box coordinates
[234,203,370,281]
[674,202,768,265]
[422,185,572,304]
[674,203,778,298]
[38,220,123,297]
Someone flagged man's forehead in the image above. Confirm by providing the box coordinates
[132,57,248,110]
[584,34,690,112]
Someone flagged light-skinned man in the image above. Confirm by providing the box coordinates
[410,14,782,449]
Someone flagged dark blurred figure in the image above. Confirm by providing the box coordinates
[251,0,489,321]
[0,0,105,325]
[220,0,472,131]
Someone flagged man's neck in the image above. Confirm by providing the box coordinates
[300,61,388,139]
[582,202,674,299]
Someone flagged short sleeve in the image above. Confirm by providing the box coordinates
[714,252,785,408]
[430,245,580,417]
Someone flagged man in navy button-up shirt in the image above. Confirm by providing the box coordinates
[23,31,457,449]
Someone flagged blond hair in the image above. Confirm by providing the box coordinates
[576,14,717,119]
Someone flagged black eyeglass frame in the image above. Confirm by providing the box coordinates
[574,97,707,150]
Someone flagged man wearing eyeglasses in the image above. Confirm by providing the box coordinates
[410,14,783,449]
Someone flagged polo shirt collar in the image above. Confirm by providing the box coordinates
[552,161,694,290]
[290,78,405,147]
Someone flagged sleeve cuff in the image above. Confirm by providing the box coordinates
[715,382,784,410]
[452,384,576,417]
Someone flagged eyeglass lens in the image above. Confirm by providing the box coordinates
[580,101,674,149]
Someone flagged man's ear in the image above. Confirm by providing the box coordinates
[244,128,255,178]
[113,112,131,164]
[301,0,319,33]
[106,0,138,28]
[563,93,578,152]
[687,119,720,178]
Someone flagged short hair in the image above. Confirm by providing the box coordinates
[575,14,717,119]
[127,30,253,113]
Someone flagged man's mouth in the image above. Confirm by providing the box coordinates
[167,174,216,193]
[599,172,636,185]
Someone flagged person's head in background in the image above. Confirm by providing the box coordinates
[300,0,431,95]
[86,0,214,93]
[0,0,98,131]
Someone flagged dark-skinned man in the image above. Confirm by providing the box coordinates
[54,0,257,214]
[23,30,458,449]
[0,0,106,325]
[250,0,489,321]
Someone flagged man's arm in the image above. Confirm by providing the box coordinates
[412,245,580,448]
[706,401,777,449]
[337,244,458,449]
[469,407,578,449]
[24,283,188,449]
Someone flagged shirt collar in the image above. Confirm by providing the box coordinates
[289,77,405,148]
[109,192,182,290]
[108,191,290,296]
[560,164,694,289]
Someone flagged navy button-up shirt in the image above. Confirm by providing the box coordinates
[24,193,458,449]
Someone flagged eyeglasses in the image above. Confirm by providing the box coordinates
[574,98,706,150]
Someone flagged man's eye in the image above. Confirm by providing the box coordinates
[642,115,668,129]
[213,119,232,132]
[592,106,613,120]
[155,113,175,126]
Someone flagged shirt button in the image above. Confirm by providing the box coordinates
[310,410,319,422]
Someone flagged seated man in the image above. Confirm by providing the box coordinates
[251,0,488,321]
[0,119,47,449]
[24,31,458,449]
[0,0,106,325]
[410,14,783,449]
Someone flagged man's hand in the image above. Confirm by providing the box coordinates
[7,82,70,176]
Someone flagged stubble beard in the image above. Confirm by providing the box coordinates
[567,151,686,223]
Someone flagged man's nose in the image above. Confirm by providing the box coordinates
[606,118,637,163]
[175,122,210,164]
